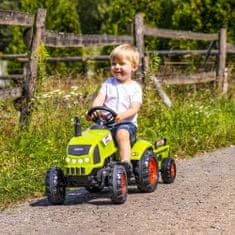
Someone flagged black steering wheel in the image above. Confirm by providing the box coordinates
[87,106,117,125]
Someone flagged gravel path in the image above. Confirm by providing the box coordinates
[0,146,234,235]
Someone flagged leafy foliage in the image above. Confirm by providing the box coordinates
[171,0,235,48]
[98,0,174,49]
[77,0,102,34]
[98,0,235,50]
[1,0,235,53]
[0,1,20,51]
[1,0,81,55]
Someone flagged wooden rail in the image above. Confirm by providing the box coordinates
[0,87,22,99]
[0,10,33,26]
[44,31,133,47]
[146,50,219,56]
[227,43,235,53]
[47,55,110,62]
[0,54,28,59]
[144,25,218,41]
[160,72,216,85]
[0,55,110,62]
[0,75,24,81]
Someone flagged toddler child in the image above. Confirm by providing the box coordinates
[88,44,142,176]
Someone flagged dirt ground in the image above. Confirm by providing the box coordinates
[0,146,234,235]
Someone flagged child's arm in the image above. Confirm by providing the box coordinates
[115,102,141,123]
[92,92,106,107]
[86,92,105,121]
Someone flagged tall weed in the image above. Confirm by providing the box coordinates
[139,84,235,157]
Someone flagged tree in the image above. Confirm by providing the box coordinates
[20,0,80,33]
[97,0,235,51]
[97,0,175,50]
[172,0,235,49]
[77,0,102,34]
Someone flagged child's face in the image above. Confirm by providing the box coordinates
[111,58,137,83]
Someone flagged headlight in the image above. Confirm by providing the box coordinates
[72,159,77,164]
[66,157,71,163]
[78,159,83,164]
[85,157,90,162]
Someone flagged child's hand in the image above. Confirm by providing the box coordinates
[115,113,125,123]
[85,112,91,121]
[86,110,101,122]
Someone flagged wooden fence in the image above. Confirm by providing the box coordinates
[0,9,235,127]
[0,9,132,127]
[134,13,231,88]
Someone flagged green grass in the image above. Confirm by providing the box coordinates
[139,85,235,157]
[0,76,235,210]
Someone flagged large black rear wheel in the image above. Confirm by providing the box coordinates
[45,167,65,205]
[161,157,176,184]
[109,165,128,204]
[136,149,159,193]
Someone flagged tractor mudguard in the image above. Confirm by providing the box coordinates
[153,145,170,167]
[131,140,153,160]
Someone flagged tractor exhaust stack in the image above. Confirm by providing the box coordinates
[74,117,81,136]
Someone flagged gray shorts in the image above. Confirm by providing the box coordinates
[109,122,137,146]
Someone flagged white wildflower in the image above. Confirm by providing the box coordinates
[64,95,71,100]
[71,86,79,90]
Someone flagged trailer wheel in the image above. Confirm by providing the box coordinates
[161,157,176,183]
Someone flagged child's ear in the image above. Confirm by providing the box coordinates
[132,64,138,72]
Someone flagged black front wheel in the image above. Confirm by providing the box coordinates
[161,158,176,184]
[109,165,128,204]
[45,167,65,205]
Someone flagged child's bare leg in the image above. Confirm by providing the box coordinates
[115,129,131,162]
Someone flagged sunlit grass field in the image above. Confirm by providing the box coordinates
[0,75,235,210]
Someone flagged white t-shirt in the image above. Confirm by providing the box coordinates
[99,77,142,126]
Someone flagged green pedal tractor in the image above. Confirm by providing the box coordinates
[45,106,176,204]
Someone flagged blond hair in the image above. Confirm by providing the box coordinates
[110,44,140,68]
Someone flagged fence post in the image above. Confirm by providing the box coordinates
[217,28,226,92]
[19,9,47,128]
[134,13,146,83]
[222,67,228,94]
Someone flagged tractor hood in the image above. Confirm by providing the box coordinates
[65,128,117,176]
[68,128,112,146]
